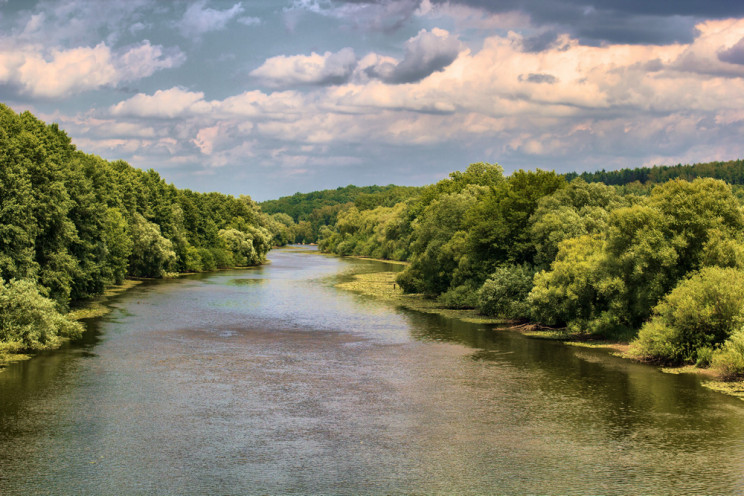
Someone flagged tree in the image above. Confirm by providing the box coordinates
[629,267,744,363]
[128,213,176,278]
[0,278,83,352]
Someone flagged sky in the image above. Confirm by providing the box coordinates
[3,1,744,201]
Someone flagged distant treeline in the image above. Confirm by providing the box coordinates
[0,104,277,355]
[260,184,422,243]
[267,160,744,380]
[564,159,744,186]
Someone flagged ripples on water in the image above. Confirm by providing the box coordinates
[2,247,744,495]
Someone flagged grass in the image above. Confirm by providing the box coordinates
[335,271,508,325]
[702,380,744,400]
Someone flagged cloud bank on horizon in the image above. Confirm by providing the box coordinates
[2,0,744,200]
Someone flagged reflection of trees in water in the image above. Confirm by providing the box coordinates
[399,304,744,469]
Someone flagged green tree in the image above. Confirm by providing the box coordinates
[128,213,176,278]
[0,278,83,352]
[629,267,744,363]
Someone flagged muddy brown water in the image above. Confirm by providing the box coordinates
[2,246,744,495]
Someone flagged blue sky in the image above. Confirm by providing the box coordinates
[3,0,744,200]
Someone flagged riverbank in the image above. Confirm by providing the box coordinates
[336,270,507,325]
[0,279,143,372]
[336,269,744,400]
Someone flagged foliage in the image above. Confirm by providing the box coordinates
[218,226,271,266]
[259,184,420,243]
[0,278,83,352]
[464,169,566,275]
[128,213,176,278]
[629,267,744,364]
[0,104,273,354]
[564,159,744,186]
[478,265,535,319]
[438,284,478,309]
[528,235,607,328]
[530,179,627,268]
[711,329,744,379]
[397,185,484,294]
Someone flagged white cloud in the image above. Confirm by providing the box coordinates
[0,39,184,99]
[177,1,245,38]
[49,16,744,191]
[250,48,358,87]
[193,125,220,154]
[109,87,213,118]
[116,40,186,80]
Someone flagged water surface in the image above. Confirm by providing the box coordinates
[2,247,744,494]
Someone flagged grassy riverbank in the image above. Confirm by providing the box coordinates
[336,270,508,325]
[0,279,142,372]
[336,269,744,400]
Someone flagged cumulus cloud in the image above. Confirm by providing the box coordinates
[45,13,744,198]
[109,87,213,118]
[250,48,358,87]
[0,40,184,98]
[671,19,744,77]
[365,28,461,83]
[177,0,245,38]
[718,37,744,65]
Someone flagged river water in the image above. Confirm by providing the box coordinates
[1,247,744,495]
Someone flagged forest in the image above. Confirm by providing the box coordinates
[0,104,287,357]
[302,162,744,380]
[259,184,422,243]
[6,105,744,381]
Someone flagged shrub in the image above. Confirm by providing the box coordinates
[711,329,744,379]
[0,279,83,352]
[629,267,744,363]
[477,264,535,319]
[438,284,478,309]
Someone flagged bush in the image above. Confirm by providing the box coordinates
[396,269,423,293]
[438,284,478,309]
[0,279,83,352]
[711,329,744,379]
[477,264,535,319]
[629,267,744,363]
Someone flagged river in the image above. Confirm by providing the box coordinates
[1,246,744,495]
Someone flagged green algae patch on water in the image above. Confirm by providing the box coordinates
[68,279,142,321]
[347,255,410,266]
[0,346,31,370]
[335,270,507,325]
[702,379,744,400]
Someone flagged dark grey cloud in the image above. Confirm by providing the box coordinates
[521,31,563,53]
[719,38,744,66]
[328,0,744,46]
[446,0,744,45]
[519,73,557,84]
[367,28,461,84]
